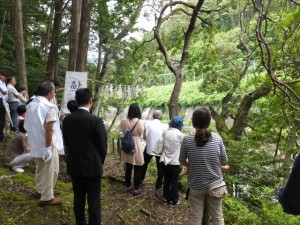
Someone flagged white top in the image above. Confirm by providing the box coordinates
[0,80,8,100]
[24,96,64,158]
[160,127,185,165]
[144,119,168,156]
[7,84,26,103]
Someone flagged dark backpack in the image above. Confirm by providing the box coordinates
[121,119,139,154]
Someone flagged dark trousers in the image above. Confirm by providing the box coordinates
[71,175,102,225]
[0,99,5,140]
[8,102,18,131]
[140,151,164,189]
[163,164,180,203]
[125,163,142,190]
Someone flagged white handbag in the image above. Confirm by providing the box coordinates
[152,132,165,155]
[208,181,228,198]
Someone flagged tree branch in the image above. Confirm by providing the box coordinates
[230,84,272,140]
[98,0,145,81]
[254,0,300,109]
[209,105,229,136]
[290,0,300,5]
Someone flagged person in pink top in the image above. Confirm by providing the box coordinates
[17,105,26,123]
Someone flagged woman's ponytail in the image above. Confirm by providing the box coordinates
[192,107,212,147]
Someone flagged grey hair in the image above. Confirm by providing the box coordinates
[37,81,55,97]
[153,110,163,120]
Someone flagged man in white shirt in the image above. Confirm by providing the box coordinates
[141,110,168,189]
[24,81,64,206]
[7,76,26,131]
[0,70,8,141]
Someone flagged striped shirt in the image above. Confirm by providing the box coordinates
[179,133,228,190]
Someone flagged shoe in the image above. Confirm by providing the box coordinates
[12,166,24,173]
[163,198,171,205]
[39,197,61,207]
[126,187,133,193]
[172,199,182,205]
[31,191,41,199]
[10,127,17,132]
[155,183,162,190]
[32,191,60,199]
[133,190,141,197]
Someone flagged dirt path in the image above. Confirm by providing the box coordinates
[102,152,190,224]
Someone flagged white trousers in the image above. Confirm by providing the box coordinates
[34,146,59,201]
[6,153,33,168]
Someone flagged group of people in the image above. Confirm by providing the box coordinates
[1,71,229,224]
[0,70,29,138]
[119,103,229,224]
[2,78,107,225]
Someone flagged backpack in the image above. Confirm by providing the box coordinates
[121,119,139,154]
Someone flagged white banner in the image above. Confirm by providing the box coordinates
[61,71,88,114]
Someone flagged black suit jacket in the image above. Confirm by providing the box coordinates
[63,109,107,177]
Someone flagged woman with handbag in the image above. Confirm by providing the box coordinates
[119,103,144,196]
[179,107,229,225]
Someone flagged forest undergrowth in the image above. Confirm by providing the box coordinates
[0,140,190,225]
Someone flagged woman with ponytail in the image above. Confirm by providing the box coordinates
[179,107,229,225]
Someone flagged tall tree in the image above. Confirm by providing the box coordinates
[76,0,91,71]
[13,0,27,89]
[67,0,81,71]
[46,0,69,80]
[92,0,145,115]
[154,0,222,118]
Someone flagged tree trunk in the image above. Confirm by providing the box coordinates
[13,0,27,89]
[0,11,7,46]
[168,75,183,118]
[91,42,103,116]
[68,0,81,71]
[46,0,64,80]
[43,1,54,60]
[230,84,272,140]
[154,0,205,119]
[76,0,91,72]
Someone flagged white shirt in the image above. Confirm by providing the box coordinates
[78,106,90,112]
[24,96,64,158]
[160,127,185,165]
[0,80,8,101]
[7,84,26,103]
[144,119,168,156]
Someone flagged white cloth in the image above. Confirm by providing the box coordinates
[0,80,8,100]
[144,119,168,156]
[78,106,90,112]
[3,99,12,125]
[160,127,185,165]
[24,96,64,158]
[7,84,26,103]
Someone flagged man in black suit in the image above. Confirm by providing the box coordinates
[63,88,107,225]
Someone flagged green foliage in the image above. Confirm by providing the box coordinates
[142,81,226,109]
[224,196,260,225]
[224,188,300,225]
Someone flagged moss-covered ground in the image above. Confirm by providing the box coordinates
[0,141,190,225]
